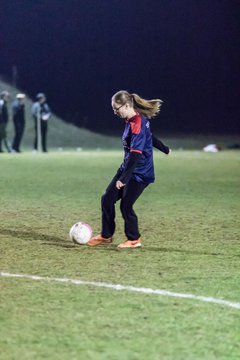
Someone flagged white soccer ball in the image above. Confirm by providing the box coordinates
[69,222,92,245]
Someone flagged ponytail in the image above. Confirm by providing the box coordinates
[112,90,162,118]
[132,93,162,118]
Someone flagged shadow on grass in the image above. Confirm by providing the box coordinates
[84,245,225,256]
[0,228,228,256]
[60,244,225,257]
[0,228,67,245]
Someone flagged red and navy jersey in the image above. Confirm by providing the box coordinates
[120,114,155,184]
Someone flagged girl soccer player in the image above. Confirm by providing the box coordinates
[87,90,170,248]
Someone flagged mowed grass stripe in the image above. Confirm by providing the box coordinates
[1,272,240,310]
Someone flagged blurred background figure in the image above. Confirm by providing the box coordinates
[32,93,51,152]
[12,93,26,153]
[0,90,11,153]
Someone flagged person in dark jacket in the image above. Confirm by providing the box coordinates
[0,90,11,153]
[88,90,171,249]
[12,93,26,153]
[32,93,51,152]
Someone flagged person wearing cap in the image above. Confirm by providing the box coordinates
[0,90,11,153]
[11,93,26,153]
[32,93,51,152]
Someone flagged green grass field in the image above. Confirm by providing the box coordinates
[0,150,240,360]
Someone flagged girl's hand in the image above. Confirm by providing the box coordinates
[116,180,125,189]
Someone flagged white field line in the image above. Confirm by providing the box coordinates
[1,271,240,310]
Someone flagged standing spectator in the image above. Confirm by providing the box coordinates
[12,93,26,153]
[32,93,51,152]
[0,90,11,153]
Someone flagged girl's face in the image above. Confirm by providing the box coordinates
[111,101,134,119]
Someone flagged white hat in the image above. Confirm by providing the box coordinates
[16,93,26,99]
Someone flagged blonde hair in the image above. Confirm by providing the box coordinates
[112,90,163,118]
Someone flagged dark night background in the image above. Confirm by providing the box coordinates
[0,0,239,134]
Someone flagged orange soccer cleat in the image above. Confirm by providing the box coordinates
[87,234,113,247]
[117,239,142,248]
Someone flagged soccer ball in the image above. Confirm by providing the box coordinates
[69,222,92,245]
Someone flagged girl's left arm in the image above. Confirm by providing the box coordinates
[152,134,171,155]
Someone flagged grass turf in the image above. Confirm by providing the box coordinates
[0,150,240,359]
